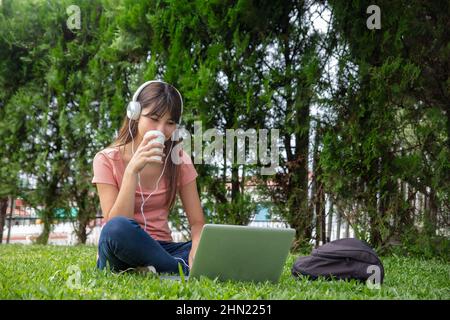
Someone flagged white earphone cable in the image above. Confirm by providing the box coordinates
[174,257,190,271]
[128,119,175,232]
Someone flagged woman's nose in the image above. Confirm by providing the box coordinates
[155,122,165,132]
[156,124,169,138]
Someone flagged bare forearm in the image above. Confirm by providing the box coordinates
[188,223,204,267]
[107,168,137,221]
[190,223,204,251]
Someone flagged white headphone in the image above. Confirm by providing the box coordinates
[127,80,184,126]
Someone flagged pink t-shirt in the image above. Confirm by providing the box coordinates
[91,146,198,241]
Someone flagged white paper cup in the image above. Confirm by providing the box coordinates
[144,130,165,161]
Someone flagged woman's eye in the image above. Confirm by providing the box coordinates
[150,117,175,125]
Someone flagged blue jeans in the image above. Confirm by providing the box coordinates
[97,216,191,275]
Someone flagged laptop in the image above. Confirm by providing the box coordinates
[161,224,295,283]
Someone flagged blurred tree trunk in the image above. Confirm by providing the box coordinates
[425,189,438,236]
[408,185,416,226]
[314,194,326,246]
[336,208,341,240]
[402,183,415,230]
[344,220,350,238]
[6,196,14,244]
[319,186,326,244]
[72,188,97,244]
[327,201,333,242]
[313,124,326,246]
[0,197,8,244]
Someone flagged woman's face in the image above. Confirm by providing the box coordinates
[137,107,177,142]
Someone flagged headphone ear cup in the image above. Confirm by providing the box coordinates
[127,101,141,120]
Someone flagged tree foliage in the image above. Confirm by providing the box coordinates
[0,0,447,254]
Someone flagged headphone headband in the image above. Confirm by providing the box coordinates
[127,80,183,123]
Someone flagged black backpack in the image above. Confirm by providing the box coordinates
[291,238,384,283]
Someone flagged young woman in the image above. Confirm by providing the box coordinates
[92,80,205,275]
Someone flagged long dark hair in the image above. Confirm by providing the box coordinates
[107,81,183,211]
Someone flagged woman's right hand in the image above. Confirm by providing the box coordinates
[127,134,165,174]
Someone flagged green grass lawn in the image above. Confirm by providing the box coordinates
[0,244,448,299]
